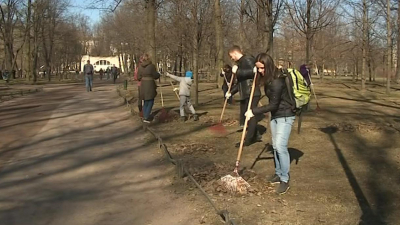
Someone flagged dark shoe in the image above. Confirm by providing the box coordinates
[180,116,186,122]
[268,174,281,184]
[235,139,255,148]
[276,181,290,195]
[193,114,199,121]
[256,133,262,142]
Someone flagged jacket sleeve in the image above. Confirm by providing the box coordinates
[230,83,238,95]
[151,64,160,80]
[252,80,283,114]
[137,68,142,81]
[236,56,255,80]
[166,72,183,82]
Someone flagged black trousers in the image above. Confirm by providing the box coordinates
[239,96,260,142]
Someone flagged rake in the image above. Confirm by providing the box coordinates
[308,75,321,112]
[221,67,257,194]
[170,81,181,101]
[158,86,169,122]
[209,72,235,134]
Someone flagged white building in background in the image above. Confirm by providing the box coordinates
[81,55,122,73]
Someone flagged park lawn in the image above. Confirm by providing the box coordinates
[120,77,400,225]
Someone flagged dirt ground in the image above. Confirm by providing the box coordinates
[120,76,400,225]
[0,80,219,225]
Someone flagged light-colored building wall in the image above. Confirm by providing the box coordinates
[81,55,122,72]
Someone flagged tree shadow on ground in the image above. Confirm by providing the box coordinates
[249,143,304,170]
[320,126,389,225]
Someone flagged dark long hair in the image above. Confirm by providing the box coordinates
[222,64,232,73]
[255,53,280,86]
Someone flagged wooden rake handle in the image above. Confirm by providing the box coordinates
[235,68,258,171]
[219,73,235,123]
[169,81,180,100]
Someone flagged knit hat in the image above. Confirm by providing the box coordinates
[185,71,193,78]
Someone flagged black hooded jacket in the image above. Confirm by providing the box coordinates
[253,73,295,119]
[230,55,261,100]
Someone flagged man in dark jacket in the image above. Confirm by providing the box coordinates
[83,60,94,92]
[226,45,261,147]
[111,64,118,84]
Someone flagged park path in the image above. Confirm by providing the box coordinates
[0,82,203,225]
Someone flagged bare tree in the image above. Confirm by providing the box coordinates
[214,0,223,87]
[396,0,400,83]
[286,0,338,70]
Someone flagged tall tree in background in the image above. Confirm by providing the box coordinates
[214,0,224,87]
[385,0,391,94]
[396,0,400,83]
[146,0,156,63]
[361,0,368,90]
[25,0,32,82]
[286,0,338,70]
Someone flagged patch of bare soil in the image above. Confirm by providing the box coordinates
[121,79,400,224]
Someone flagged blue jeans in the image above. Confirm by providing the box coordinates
[270,116,295,183]
[143,99,154,120]
[85,75,93,91]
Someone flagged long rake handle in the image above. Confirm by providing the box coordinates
[308,75,320,107]
[235,69,258,172]
[219,73,235,123]
[160,88,164,107]
[169,81,181,100]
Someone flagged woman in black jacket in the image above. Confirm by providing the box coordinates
[245,53,295,195]
[220,64,233,104]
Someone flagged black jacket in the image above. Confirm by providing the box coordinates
[253,75,295,119]
[231,55,261,100]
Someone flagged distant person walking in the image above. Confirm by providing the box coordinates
[99,68,104,80]
[83,60,94,92]
[106,67,110,80]
[137,54,160,123]
[111,64,118,84]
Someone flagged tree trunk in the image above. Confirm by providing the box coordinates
[361,0,367,90]
[192,0,199,106]
[26,0,32,82]
[305,0,312,66]
[386,0,391,94]
[396,0,400,83]
[146,0,156,63]
[265,0,274,56]
[239,0,246,46]
[214,0,224,88]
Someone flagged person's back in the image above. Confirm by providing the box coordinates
[83,63,93,75]
[111,66,118,75]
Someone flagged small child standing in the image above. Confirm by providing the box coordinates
[166,71,199,122]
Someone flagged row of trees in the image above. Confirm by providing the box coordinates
[0,0,91,82]
[91,0,400,100]
[2,0,399,95]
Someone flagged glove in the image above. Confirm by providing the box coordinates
[221,68,225,75]
[232,65,238,74]
[253,66,257,74]
[245,109,254,119]
[173,88,179,92]
[225,92,232,99]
